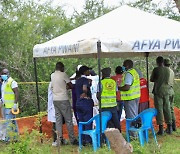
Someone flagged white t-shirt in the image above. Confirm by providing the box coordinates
[47,82,56,122]
[51,71,70,101]
[87,75,99,105]
[1,78,18,102]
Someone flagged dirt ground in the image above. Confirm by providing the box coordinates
[17,98,180,139]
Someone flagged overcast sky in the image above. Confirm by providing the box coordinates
[35,0,178,16]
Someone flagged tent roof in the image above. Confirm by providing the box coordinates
[33,5,180,58]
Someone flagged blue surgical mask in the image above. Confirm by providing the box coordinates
[1,75,8,81]
[122,66,126,72]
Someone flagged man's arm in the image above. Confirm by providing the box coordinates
[118,85,130,91]
[150,69,155,82]
[67,82,73,89]
[118,72,132,91]
[96,81,102,101]
[80,85,88,98]
[12,87,19,104]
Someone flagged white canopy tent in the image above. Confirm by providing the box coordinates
[33,5,180,137]
[33,5,180,58]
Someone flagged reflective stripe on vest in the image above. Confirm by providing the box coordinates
[101,78,117,108]
[121,69,140,100]
[4,77,15,108]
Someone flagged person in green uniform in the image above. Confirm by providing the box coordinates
[164,58,176,131]
[150,56,172,135]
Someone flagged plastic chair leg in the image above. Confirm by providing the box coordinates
[126,131,130,142]
[144,130,149,143]
[138,131,145,146]
[91,134,97,152]
[79,134,82,150]
[106,137,111,150]
[97,134,100,148]
[151,127,158,145]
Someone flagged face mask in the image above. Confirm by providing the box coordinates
[122,66,126,72]
[1,75,8,81]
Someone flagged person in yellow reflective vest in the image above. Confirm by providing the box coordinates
[118,60,140,130]
[97,67,121,132]
[1,68,19,142]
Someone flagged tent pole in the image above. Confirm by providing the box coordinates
[33,58,43,136]
[145,52,150,108]
[97,40,102,147]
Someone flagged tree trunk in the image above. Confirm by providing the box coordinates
[174,0,180,13]
[105,128,133,154]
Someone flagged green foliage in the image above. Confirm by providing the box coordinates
[0,0,75,116]
[1,129,180,153]
[72,0,113,27]
[127,130,180,154]
[1,129,52,154]
[129,0,180,22]
[174,80,180,108]
[0,0,180,116]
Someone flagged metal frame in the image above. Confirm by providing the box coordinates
[33,43,151,146]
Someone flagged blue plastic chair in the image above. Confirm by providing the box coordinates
[78,111,112,152]
[126,108,158,146]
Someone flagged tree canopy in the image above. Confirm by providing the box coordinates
[0,0,179,116]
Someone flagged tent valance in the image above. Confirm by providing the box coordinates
[33,5,180,58]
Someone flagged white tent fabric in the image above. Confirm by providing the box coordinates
[33,5,180,58]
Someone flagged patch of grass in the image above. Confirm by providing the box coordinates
[131,129,180,154]
[1,129,180,154]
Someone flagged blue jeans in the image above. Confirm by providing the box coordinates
[3,108,19,141]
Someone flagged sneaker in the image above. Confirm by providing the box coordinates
[52,141,57,147]
[71,139,79,145]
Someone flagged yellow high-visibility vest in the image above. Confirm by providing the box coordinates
[101,78,117,108]
[121,69,140,100]
[4,77,15,108]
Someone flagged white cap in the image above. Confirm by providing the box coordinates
[77,65,82,71]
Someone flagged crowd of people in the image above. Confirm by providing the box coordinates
[0,56,177,146]
[47,57,176,146]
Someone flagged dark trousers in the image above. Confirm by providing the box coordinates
[76,99,93,144]
[52,122,57,142]
[138,102,149,113]
[102,106,121,132]
[117,101,124,121]
[72,86,79,125]
[154,94,172,125]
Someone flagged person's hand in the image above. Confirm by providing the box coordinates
[13,103,18,111]
[80,93,90,99]
[80,93,87,98]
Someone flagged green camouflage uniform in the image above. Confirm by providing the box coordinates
[150,66,172,125]
[168,67,176,121]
